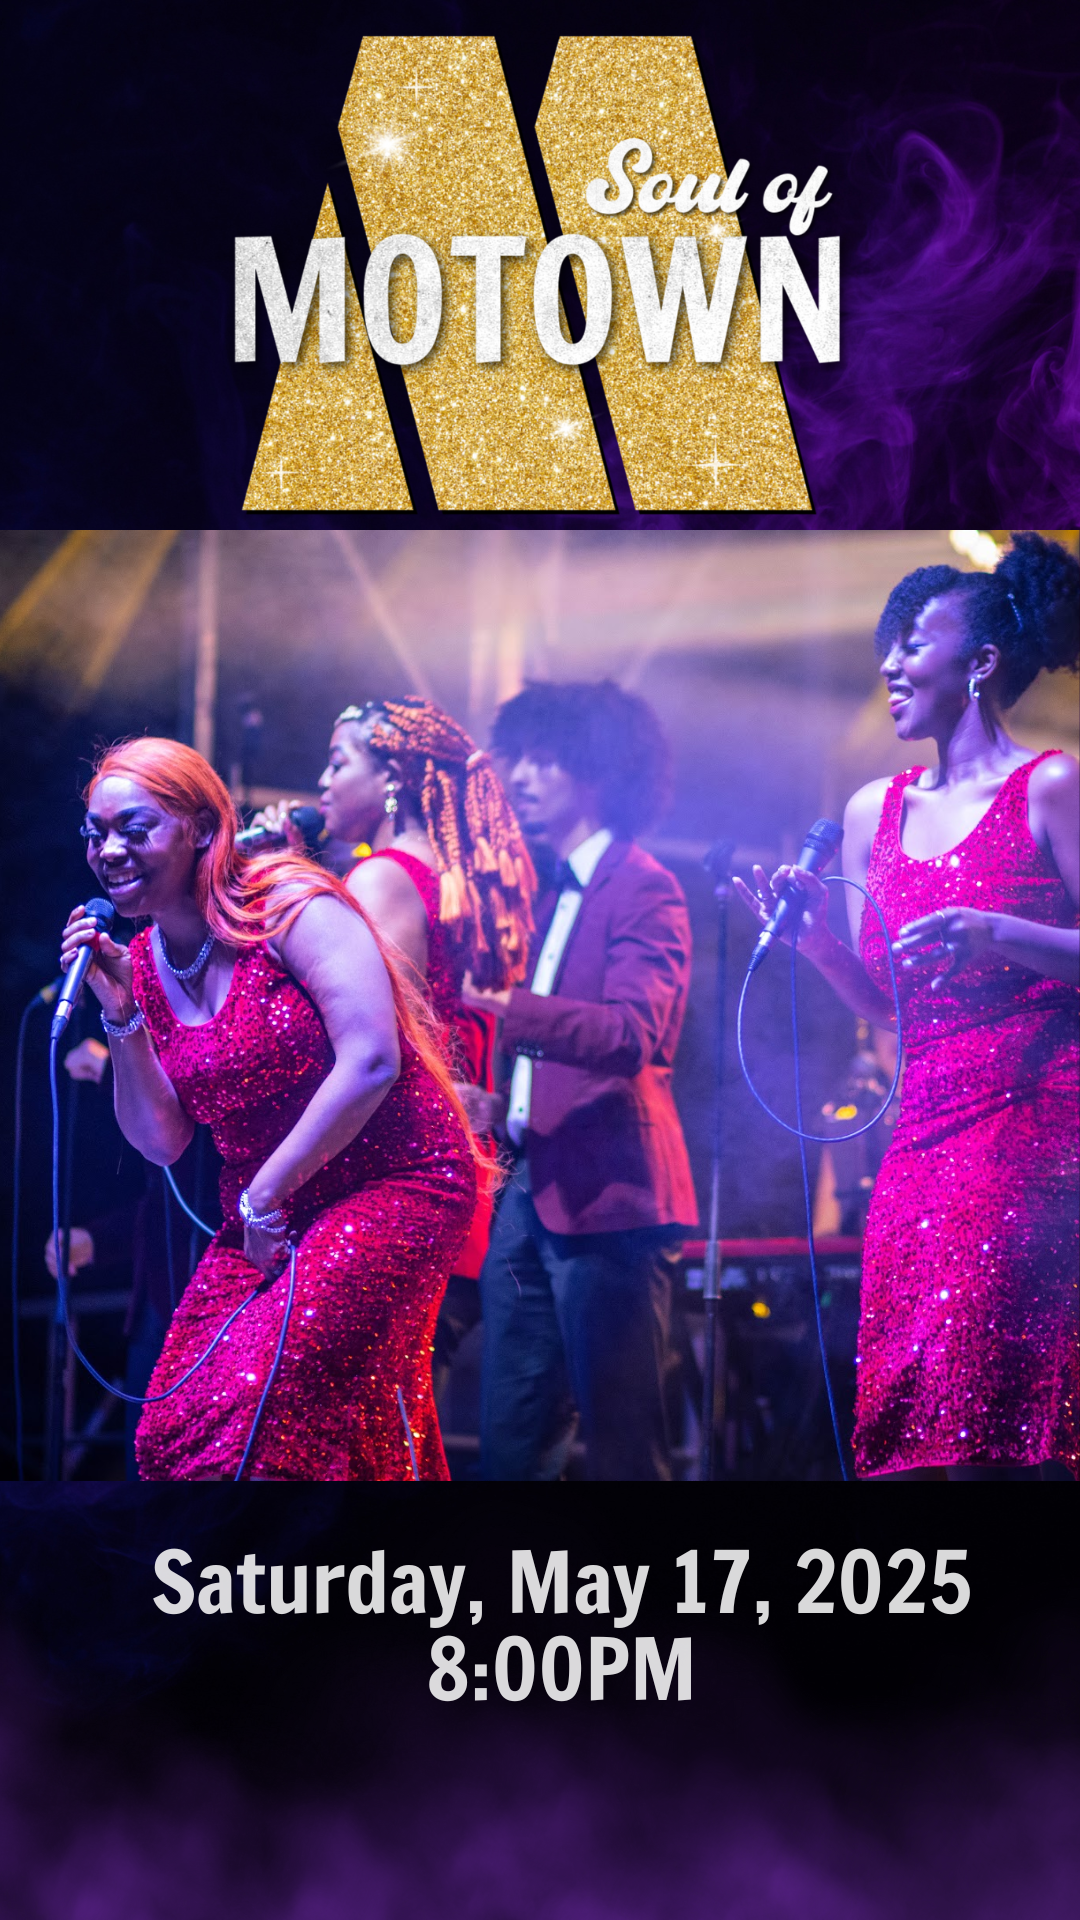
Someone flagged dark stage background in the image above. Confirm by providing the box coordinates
[1,0,1077,527]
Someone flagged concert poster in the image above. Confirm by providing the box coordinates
[1,3,1077,1914]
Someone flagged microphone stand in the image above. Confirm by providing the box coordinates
[44,1010,81,1481]
[699,840,734,1481]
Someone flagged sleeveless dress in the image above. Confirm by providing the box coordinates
[856,752,1079,1476]
[361,848,496,1279]
[130,931,476,1481]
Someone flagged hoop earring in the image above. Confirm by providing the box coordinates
[967,675,981,702]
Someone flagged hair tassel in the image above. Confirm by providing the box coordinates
[438,863,469,924]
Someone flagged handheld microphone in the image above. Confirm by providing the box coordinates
[747,819,843,973]
[235,805,325,855]
[51,899,115,1040]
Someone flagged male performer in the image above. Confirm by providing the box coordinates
[461,680,697,1481]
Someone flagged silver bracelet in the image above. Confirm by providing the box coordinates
[101,1004,146,1039]
[238,1188,287,1231]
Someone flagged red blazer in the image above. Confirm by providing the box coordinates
[501,839,698,1236]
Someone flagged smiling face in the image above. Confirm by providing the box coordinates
[878,592,984,741]
[82,775,207,918]
[317,722,393,845]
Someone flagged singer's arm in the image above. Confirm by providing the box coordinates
[344,855,430,982]
[246,891,401,1216]
[109,1025,197,1163]
[733,781,898,1028]
[59,908,194,1163]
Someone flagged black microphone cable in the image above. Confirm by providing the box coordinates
[163,1162,216,1239]
[232,1235,298,1482]
[161,1168,178,1313]
[10,979,61,1478]
[736,875,904,1480]
[47,1028,297,1480]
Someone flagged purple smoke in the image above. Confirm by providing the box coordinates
[2,1628,1077,1918]
[779,100,1080,526]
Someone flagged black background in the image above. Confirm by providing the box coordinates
[1,1486,1076,1913]
[1,0,1078,525]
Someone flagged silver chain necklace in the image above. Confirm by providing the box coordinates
[155,923,215,982]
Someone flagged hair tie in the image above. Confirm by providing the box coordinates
[465,749,489,771]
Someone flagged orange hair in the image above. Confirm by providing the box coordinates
[338,697,535,991]
[86,737,483,1163]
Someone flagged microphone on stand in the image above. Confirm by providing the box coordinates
[235,805,325,856]
[747,819,843,973]
[51,898,115,1040]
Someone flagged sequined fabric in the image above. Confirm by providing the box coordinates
[364,848,496,1083]
[364,848,495,1280]
[130,933,475,1480]
[856,752,1079,1476]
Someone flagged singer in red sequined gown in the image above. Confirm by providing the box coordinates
[734,535,1079,1479]
[131,933,475,1480]
[308,698,534,1387]
[361,844,497,1272]
[856,755,1078,1475]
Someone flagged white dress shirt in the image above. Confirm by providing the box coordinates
[506,828,613,1145]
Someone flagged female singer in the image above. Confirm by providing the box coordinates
[266,697,534,1381]
[60,737,478,1481]
[735,533,1079,1480]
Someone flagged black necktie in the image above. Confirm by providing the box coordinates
[554,860,583,893]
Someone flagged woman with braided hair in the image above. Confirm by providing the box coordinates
[737,532,1079,1480]
[269,697,535,1392]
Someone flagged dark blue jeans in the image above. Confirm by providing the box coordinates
[479,1161,674,1481]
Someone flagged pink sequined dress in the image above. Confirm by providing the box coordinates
[362,848,496,1279]
[856,752,1079,1476]
[131,929,475,1481]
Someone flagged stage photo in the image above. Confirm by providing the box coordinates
[2,528,1076,1482]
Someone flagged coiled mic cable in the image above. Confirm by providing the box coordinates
[48,1030,296,1480]
[735,875,904,1478]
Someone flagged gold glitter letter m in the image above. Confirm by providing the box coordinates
[537,36,811,510]
[242,34,812,514]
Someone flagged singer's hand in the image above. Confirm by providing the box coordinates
[733,863,830,952]
[243,1218,291,1281]
[460,971,511,1016]
[59,906,135,1023]
[249,802,305,852]
[453,1080,507,1134]
[63,1037,111,1084]
[893,907,995,991]
[44,1226,95,1278]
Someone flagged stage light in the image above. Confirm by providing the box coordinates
[949,530,1002,571]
